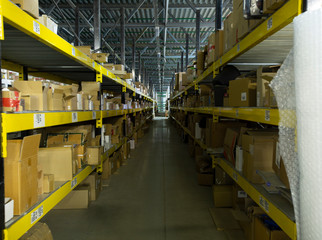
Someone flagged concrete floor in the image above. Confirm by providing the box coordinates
[42,117,227,240]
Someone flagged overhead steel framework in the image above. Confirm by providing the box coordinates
[38,0,221,90]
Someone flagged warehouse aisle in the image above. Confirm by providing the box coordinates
[43,117,227,240]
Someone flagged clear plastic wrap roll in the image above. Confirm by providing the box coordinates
[293,8,322,239]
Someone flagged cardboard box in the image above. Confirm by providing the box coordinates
[102,158,111,179]
[91,53,109,63]
[224,14,237,53]
[43,174,54,193]
[175,72,188,88]
[207,32,216,66]
[213,185,233,208]
[87,146,102,165]
[38,147,74,181]
[20,222,53,240]
[224,128,240,165]
[47,85,64,111]
[5,198,14,223]
[197,51,205,71]
[2,88,21,112]
[264,82,277,107]
[75,46,91,56]
[12,0,39,18]
[115,64,124,71]
[13,81,45,111]
[111,135,120,144]
[215,30,224,60]
[229,78,257,107]
[254,215,291,240]
[215,166,233,185]
[233,184,248,210]
[55,185,90,209]
[272,142,290,188]
[38,15,58,34]
[242,130,278,184]
[263,0,286,13]
[257,69,276,107]
[198,173,213,186]
[5,134,41,215]
[81,172,102,201]
[81,81,100,99]
[37,169,43,195]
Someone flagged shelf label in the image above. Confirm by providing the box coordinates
[72,112,78,122]
[92,111,97,119]
[92,62,95,68]
[237,44,240,52]
[220,58,222,65]
[33,21,40,34]
[34,114,45,128]
[233,171,238,182]
[259,196,270,212]
[31,205,44,224]
[71,178,77,189]
[236,109,239,117]
[72,47,76,56]
[265,110,270,121]
[267,18,273,30]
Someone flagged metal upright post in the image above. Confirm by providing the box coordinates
[185,33,189,69]
[215,0,223,30]
[138,51,141,82]
[196,9,200,55]
[120,7,126,65]
[177,62,179,73]
[132,38,136,81]
[75,6,80,46]
[93,0,101,51]
[23,66,28,80]
[181,51,184,72]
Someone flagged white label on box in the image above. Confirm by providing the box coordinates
[31,205,43,224]
[241,92,247,101]
[72,112,78,122]
[238,190,247,198]
[33,21,40,34]
[72,47,76,56]
[92,111,96,119]
[267,18,273,30]
[275,142,281,169]
[265,110,270,121]
[34,114,45,128]
[71,178,77,189]
[259,196,269,212]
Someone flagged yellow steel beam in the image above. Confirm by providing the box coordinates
[4,166,95,240]
[212,157,296,239]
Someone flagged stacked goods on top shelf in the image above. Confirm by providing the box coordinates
[38,15,58,34]
[75,46,109,64]
[12,0,39,18]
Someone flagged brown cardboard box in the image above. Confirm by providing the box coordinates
[197,173,213,186]
[272,142,290,188]
[263,0,286,13]
[81,81,100,97]
[224,128,240,165]
[102,158,111,179]
[86,146,102,165]
[207,32,216,66]
[2,88,21,112]
[229,78,257,107]
[43,174,54,193]
[55,185,90,209]
[20,222,53,240]
[257,69,276,107]
[254,215,291,240]
[242,130,278,184]
[37,169,43,195]
[12,0,39,18]
[75,46,91,56]
[215,30,224,60]
[264,82,277,107]
[115,64,125,71]
[175,72,188,88]
[233,184,248,210]
[13,81,45,111]
[47,85,64,111]
[197,51,205,71]
[91,53,109,63]
[5,134,41,215]
[38,147,74,181]
[81,172,102,201]
[215,166,233,185]
[224,14,237,53]
[111,135,120,144]
[234,0,249,40]
[213,185,233,208]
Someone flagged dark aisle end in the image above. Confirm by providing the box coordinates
[42,117,227,240]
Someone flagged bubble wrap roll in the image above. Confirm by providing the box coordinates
[294,9,322,240]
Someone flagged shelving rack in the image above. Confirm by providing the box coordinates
[0,0,155,239]
[169,0,301,239]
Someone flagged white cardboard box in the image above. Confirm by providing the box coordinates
[5,198,14,223]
